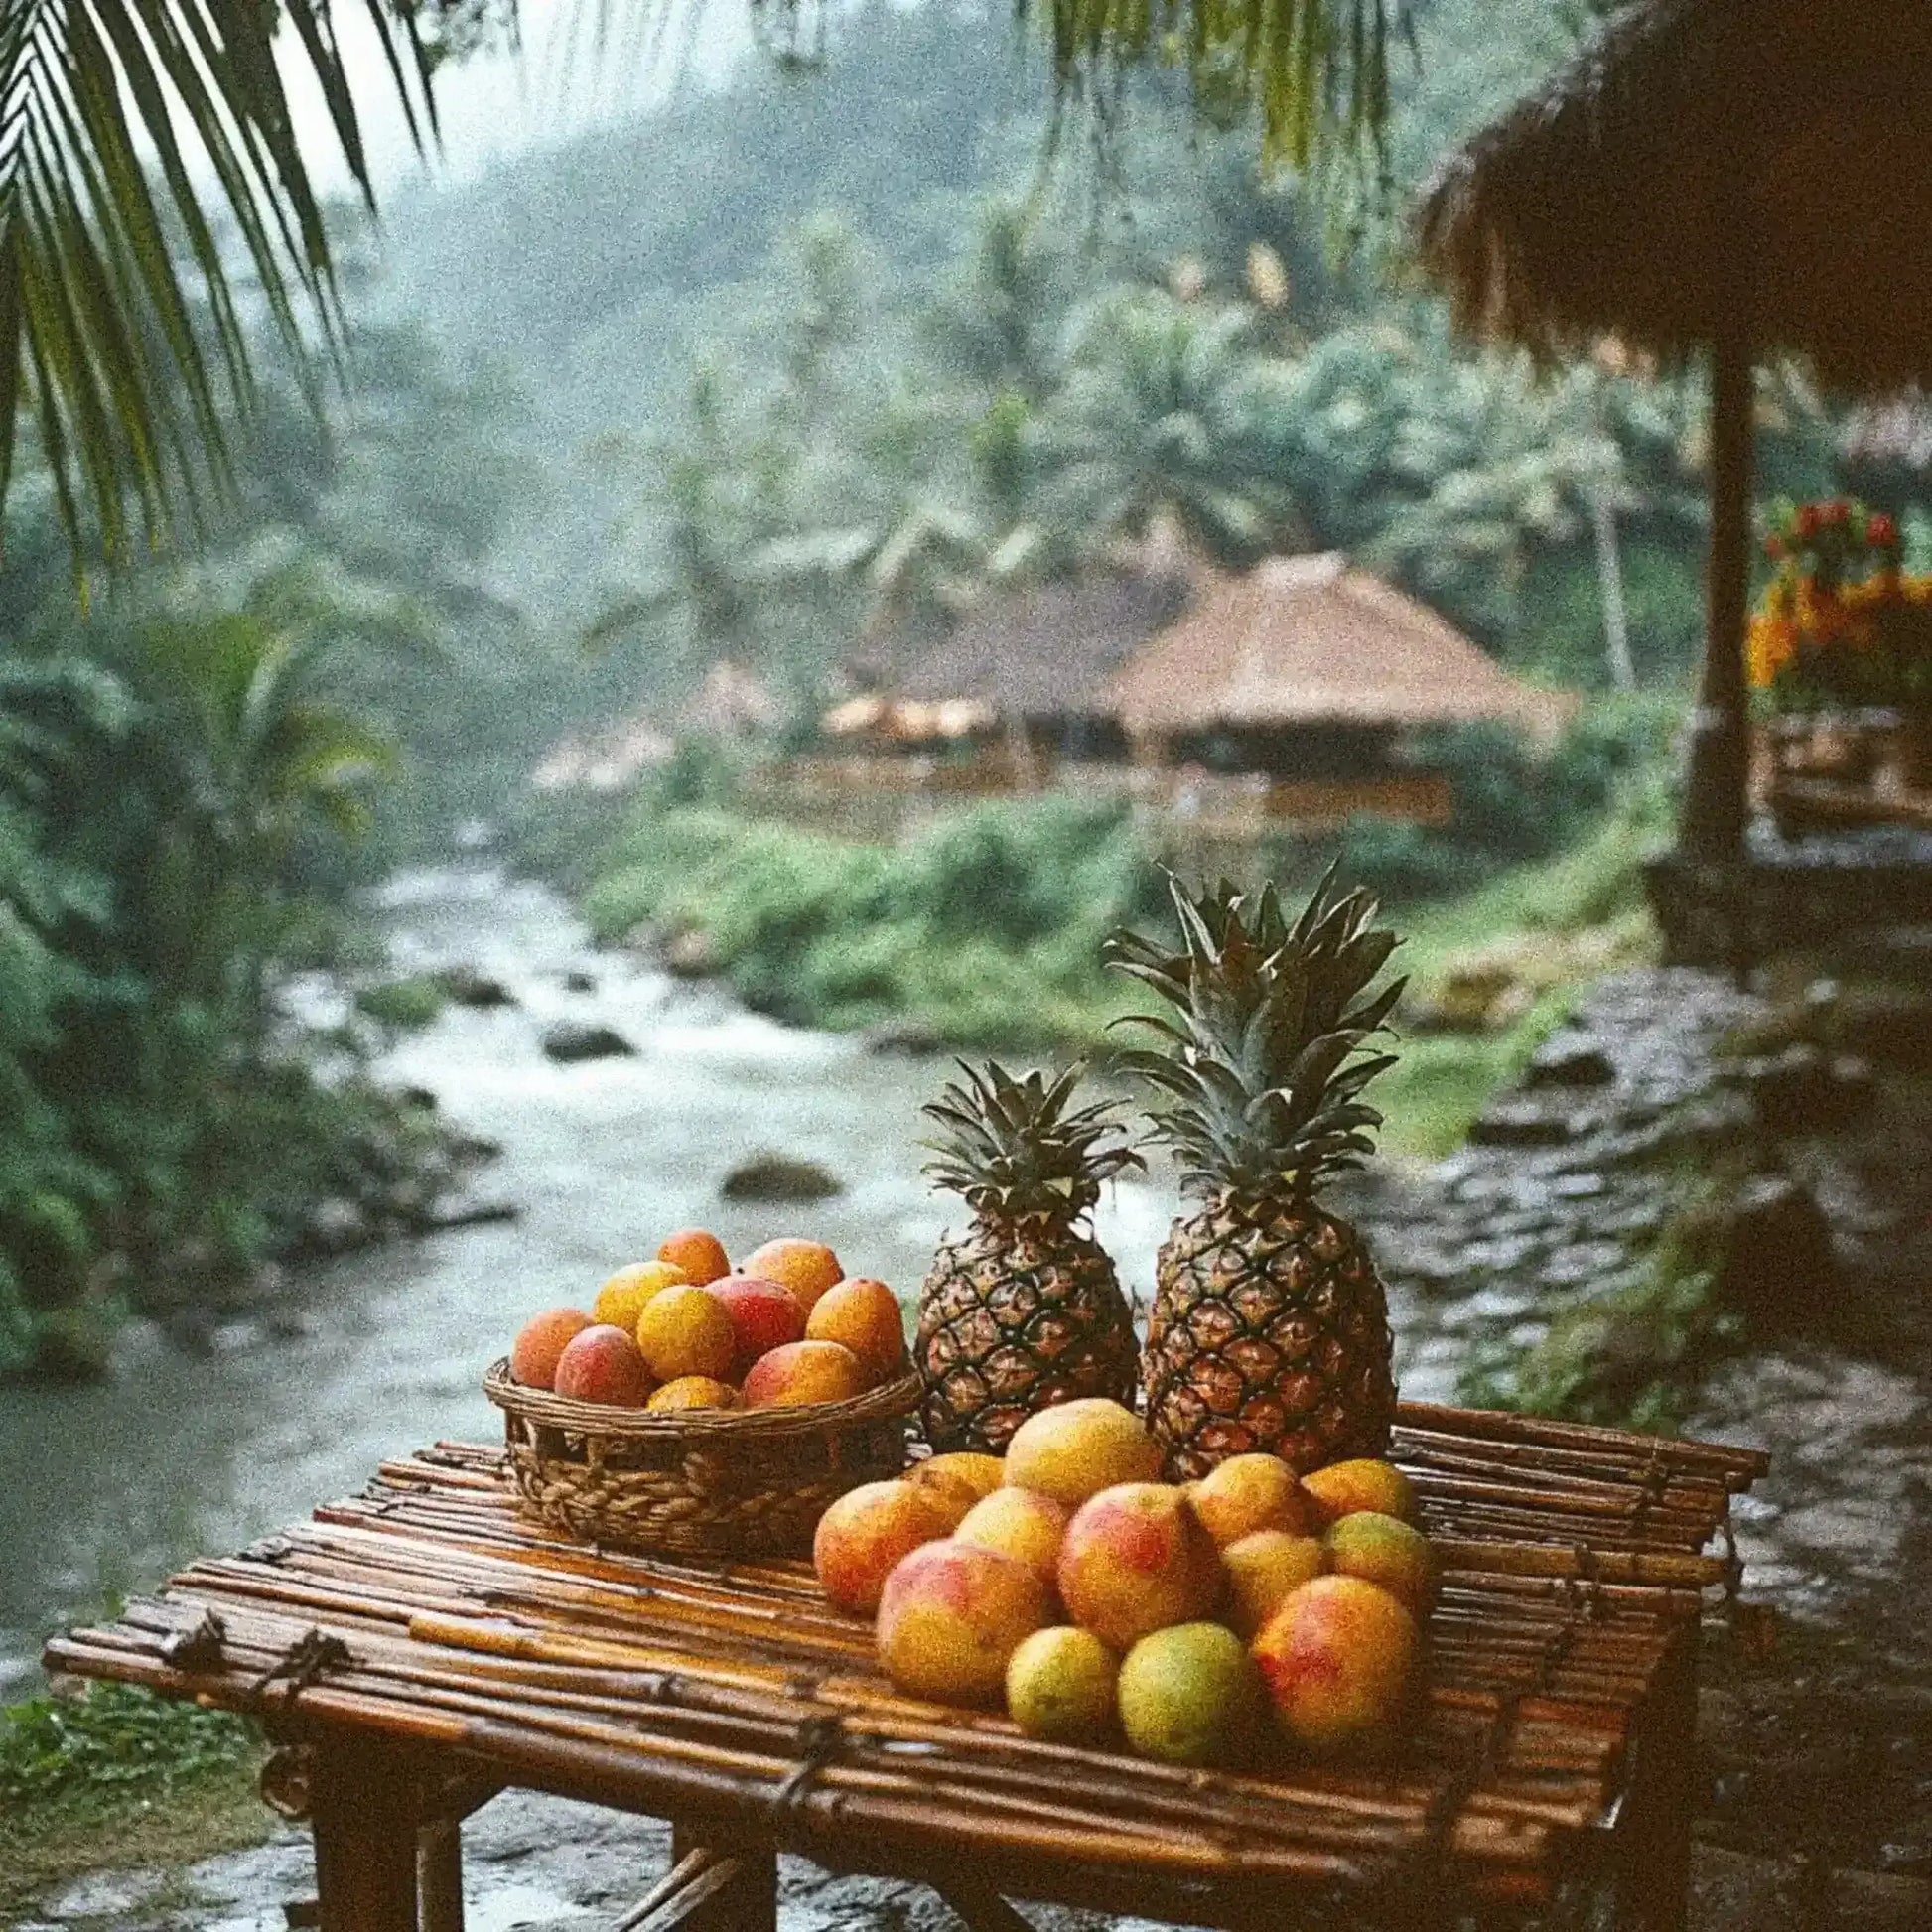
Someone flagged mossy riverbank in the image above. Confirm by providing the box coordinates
[0,1683,268,1919]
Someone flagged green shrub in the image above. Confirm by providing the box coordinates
[355,975,449,1030]
[586,797,1159,1046]
[0,1683,256,1805]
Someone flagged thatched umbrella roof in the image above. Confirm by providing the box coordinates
[1418,0,1932,392]
[872,572,1193,721]
[1111,554,1574,740]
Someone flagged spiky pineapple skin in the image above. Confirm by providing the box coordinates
[1141,1198,1394,1480]
[915,1223,1138,1453]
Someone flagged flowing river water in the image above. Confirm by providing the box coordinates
[0,863,1186,1697]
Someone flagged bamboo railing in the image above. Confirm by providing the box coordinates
[44,1404,1764,1921]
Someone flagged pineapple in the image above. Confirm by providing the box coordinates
[915,1061,1144,1453]
[1106,869,1405,1480]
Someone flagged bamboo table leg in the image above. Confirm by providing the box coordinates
[310,1734,422,1932]
[630,1824,775,1932]
[1615,1630,1700,1932]
[418,1817,465,1932]
[931,1872,1037,1929]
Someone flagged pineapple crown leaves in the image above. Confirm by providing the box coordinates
[1102,865,1406,1199]
[920,1058,1145,1227]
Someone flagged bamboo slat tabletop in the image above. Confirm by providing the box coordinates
[44,1402,1765,1924]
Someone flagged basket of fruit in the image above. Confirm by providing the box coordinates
[488,1230,919,1557]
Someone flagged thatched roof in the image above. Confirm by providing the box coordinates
[868,572,1193,720]
[1418,0,1932,392]
[1111,554,1575,739]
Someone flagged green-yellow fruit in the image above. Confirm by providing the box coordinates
[1005,1626,1119,1744]
[1322,1511,1437,1615]
[1116,1622,1265,1768]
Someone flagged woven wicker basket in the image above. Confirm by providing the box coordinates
[483,1357,917,1557]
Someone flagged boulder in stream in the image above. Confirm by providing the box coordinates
[720,1153,844,1203]
[541,1021,636,1063]
[436,965,517,1009]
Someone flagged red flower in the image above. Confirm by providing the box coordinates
[1867,511,1898,547]
[1764,535,1786,559]
[1795,504,1822,539]
[1820,498,1850,528]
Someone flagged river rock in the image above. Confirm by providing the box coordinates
[563,969,597,993]
[1525,1035,1615,1088]
[303,1197,374,1255]
[416,1195,521,1232]
[1467,1096,1593,1148]
[665,928,721,979]
[435,965,516,1009]
[861,1016,945,1056]
[720,1153,844,1203]
[541,1021,636,1063]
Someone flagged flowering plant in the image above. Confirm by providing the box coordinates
[1749,497,1932,708]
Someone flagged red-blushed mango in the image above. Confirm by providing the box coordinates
[1117,1622,1266,1768]
[1005,1626,1118,1744]
[741,1339,868,1408]
[1300,1458,1416,1528]
[1250,1575,1420,1753]
[1056,1482,1223,1651]
[656,1228,731,1286]
[812,1480,953,1615]
[1003,1399,1163,1509]
[709,1275,807,1378]
[552,1323,653,1407]
[646,1376,739,1413]
[805,1277,906,1381]
[1188,1453,1315,1548]
[594,1260,687,1333]
[741,1238,844,1314]
[509,1308,594,1389]
[902,1453,1006,1529]
[954,1487,1070,1586]
[634,1284,737,1383]
[1221,1530,1327,1639]
[876,1540,1050,1704]
[1322,1512,1437,1615]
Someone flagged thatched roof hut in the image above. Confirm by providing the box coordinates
[866,572,1193,726]
[1417,0,1932,392]
[1112,555,1573,742]
[1417,0,1932,885]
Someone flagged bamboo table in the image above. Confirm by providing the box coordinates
[44,1402,1763,1932]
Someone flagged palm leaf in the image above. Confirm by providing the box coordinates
[0,0,438,572]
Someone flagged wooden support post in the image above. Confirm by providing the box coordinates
[310,1735,422,1932]
[645,1825,777,1932]
[1614,1629,1701,1932]
[1681,322,1756,865]
[418,1817,465,1932]
[933,1872,1037,1930]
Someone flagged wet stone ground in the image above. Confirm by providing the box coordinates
[15,963,1932,1929]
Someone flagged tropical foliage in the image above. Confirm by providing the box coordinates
[1,0,1410,562]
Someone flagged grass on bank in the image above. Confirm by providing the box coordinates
[0,1682,269,1917]
[566,744,1667,1156]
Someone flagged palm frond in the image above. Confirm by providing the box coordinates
[0,0,438,572]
